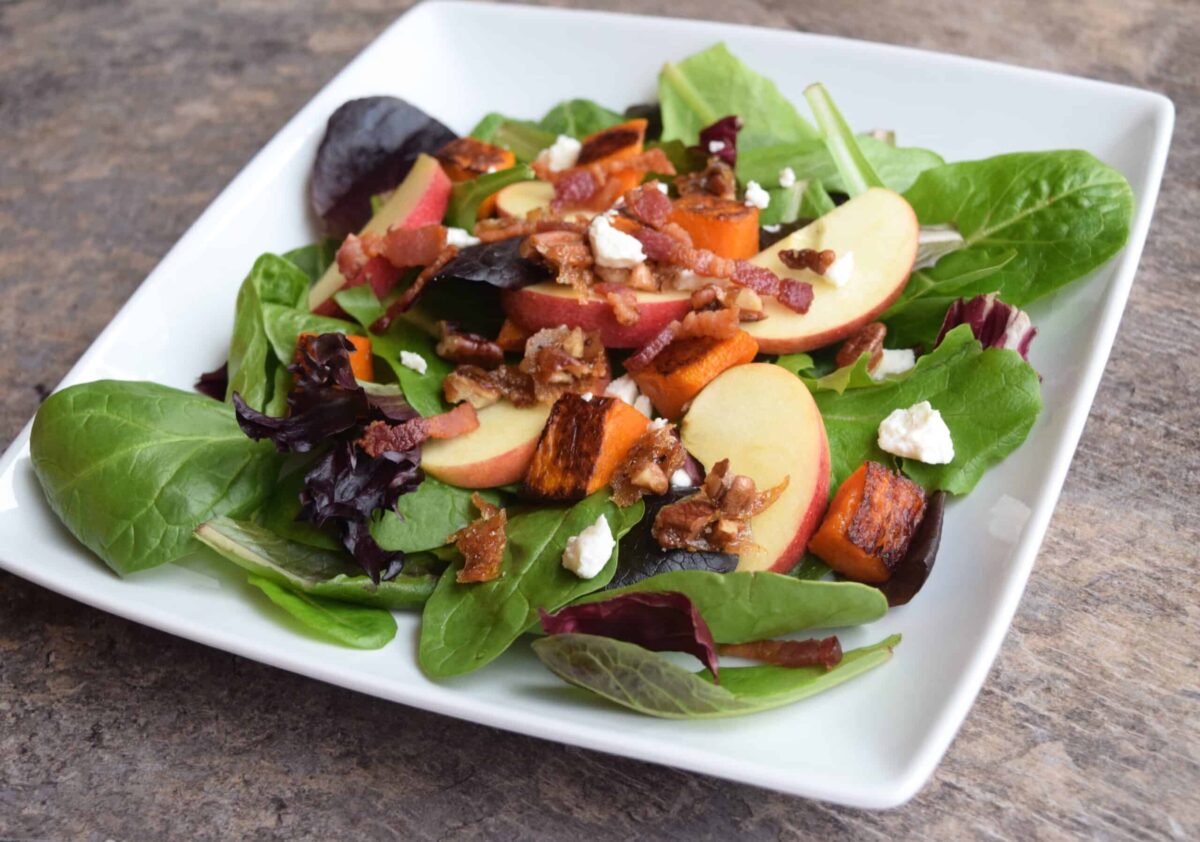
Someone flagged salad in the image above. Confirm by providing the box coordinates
[29,44,1134,719]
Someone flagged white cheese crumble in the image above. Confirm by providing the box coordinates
[445,227,481,248]
[648,417,669,430]
[762,223,781,233]
[603,374,640,406]
[537,134,582,172]
[587,214,646,269]
[877,401,955,464]
[655,181,669,194]
[822,250,855,288]
[708,140,726,153]
[580,392,593,402]
[634,395,653,417]
[744,180,770,210]
[778,166,797,188]
[561,514,615,579]
[398,351,427,375]
[669,468,694,490]
[869,348,916,381]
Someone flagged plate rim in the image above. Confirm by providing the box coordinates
[0,0,1175,809]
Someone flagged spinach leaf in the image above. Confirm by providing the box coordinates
[445,165,535,230]
[813,325,1042,494]
[475,118,555,163]
[789,555,832,581]
[255,457,342,550]
[659,43,818,149]
[419,494,644,678]
[736,136,944,195]
[538,99,625,138]
[580,571,886,643]
[30,381,283,575]
[334,286,452,417]
[282,240,339,283]
[531,633,899,719]
[371,478,502,554]
[800,353,879,395]
[901,150,1134,308]
[245,575,397,649]
[196,517,435,609]
[227,253,357,414]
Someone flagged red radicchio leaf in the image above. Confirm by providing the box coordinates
[540,591,720,680]
[195,363,228,401]
[694,116,742,166]
[719,637,843,670]
[935,293,1037,360]
[880,490,945,607]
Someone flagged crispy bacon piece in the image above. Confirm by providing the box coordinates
[451,494,508,584]
[624,321,681,374]
[777,278,815,314]
[473,214,589,244]
[652,458,789,553]
[381,224,448,269]
[436,321,505,369]
[347,256,403,299]
[730,260,781,297]
[356,404,478,458]
[719,637,843,670]
[518,326,611,403]
[596,282,641,326]
[622,182,673,228]
[674,158,737,200]
[624,309,740,374]
[520,229,597,295]
[371,245,459,332]
[336,233,372,279]
[632,225,787,303]
[553,169,599,207]
[549,149,677,211]
[836,322,887,369]
[611,424,686,507]
[779,248,836,274]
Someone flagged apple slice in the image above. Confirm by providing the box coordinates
[681,363,830,573]
[501,284,692,348]
[494,180,596,221]
[744,187,919,353]
[308,154,452,313]
[421,401,551,489]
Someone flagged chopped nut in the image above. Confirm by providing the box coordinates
[835,322,887,370]
[779,247,837,274]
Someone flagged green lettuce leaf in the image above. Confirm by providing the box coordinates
[737,135,944,195]
[196,517,435,609]
[813,325,1042,494]
[445,165,535,230]
[538,99,625,138]
[30,381,283,575]
[245,575,397,649]
[659,43,818,149]
[371,478,503,554]
[531,633,899,719]
[419,494,644,678]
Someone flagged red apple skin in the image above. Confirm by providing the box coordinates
[501,284,692,348]
[308,154,452,312]
[766,425,830,573]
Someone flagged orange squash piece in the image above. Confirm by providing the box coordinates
[667,193,761,259]
[435,137,516,182]
[577,119,647,167]
[631,331,759,420]
[296,332,374,382]
[523,393,650,501]
[495,318,530,353]
[808,462,927,584]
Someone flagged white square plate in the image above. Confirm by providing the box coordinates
[0,1,1172,808]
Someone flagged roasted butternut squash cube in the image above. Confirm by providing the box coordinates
[435,137,516,183]
[577,119,647,167]
[808,461,927,583]
[667,193,760,259]
[523,393,650,501]
[632,330,759,420]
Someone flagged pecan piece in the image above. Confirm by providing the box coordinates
[779,247,836,274]
[835,322,887,369]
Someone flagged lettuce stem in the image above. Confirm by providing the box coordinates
[804,83,883,196]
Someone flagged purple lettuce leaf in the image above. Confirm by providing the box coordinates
[310,96,456,237]
[693,115,742,166]
[430,237,551,291]
[610,489,737,590]
[540,591,720,680]
[194,363,228,401]
[935,293,1037,360]
[880,491,945,607]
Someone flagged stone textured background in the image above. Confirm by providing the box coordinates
[1,1,1197,839]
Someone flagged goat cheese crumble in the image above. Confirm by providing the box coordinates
[648,417,668,430]
[634,395,653,417]
[762,223,781,233]
[669,468,694,490]
[603,374,640,405]
[561,514,615,579]
[445,227,481,248]
[744,180,770,210]
[398,351,427,375]
[708,140,726,153]
[877,401,955,464]
[655,181,669,194]
[822,250,855,288]
[537,134,582,172]
[588,214,645,268]
[869,348,916,380]
[778,166,797,188]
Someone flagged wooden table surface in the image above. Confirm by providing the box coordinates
[1,1,1196,839]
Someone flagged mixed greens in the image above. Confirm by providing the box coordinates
[29,44,1133,719]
